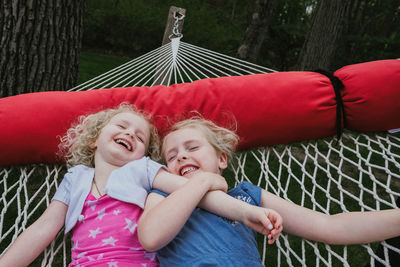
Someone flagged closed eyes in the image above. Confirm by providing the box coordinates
[167,154,176,162]
[188,146,199,151]
[136,135,145,143]
[116,124,146,143]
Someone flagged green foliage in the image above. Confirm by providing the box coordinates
[83,0,250,58]
[179,0,250,55]
[333,0,400,69]
[261,0,314,70]
[83,0,399,71]
[83,0,166,56]
[78,52,130,84]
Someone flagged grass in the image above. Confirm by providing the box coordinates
[78,51,131,84]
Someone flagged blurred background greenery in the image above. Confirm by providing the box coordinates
[81,0,399,74]
[2,0,399,95]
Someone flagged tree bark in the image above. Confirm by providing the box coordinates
[296,0,350,71]
[0,0,84,97]
[237,0,276,63]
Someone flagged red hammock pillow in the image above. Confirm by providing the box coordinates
[0,59,399,166]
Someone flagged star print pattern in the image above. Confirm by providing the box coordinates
[96,208,107,220]
[124,218,138,234]
[102,236,118,246]
[144,252,157,262]
[77,251,88,258]
[108,261,119,267]
[113,209,121,215]
[87,199,97,211]
[70,193,158,266]
[89,227,102,239]
[72,240,79,250]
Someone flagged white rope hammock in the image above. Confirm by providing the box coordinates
[72,38,276,91]
[1,38,399,267]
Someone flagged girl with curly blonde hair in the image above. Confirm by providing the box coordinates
[59,103,161,167]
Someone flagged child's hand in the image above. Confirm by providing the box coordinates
[191,171,228,193]
[243,206,283,244]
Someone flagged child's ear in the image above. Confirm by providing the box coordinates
[218,152,228,171]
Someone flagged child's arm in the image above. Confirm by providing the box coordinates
[261,189,400,244]
[139,171,227,251]
[152,169,282,234]
[139,171,282,251]
[0,200,67,267]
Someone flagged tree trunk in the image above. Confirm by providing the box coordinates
[0,0,84,97]
[237,0,276,63]
[296,0,350,71]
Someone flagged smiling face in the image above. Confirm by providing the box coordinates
[163,127,228,178]
[93,112,151,168]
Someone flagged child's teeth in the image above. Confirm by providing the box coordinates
[116,139,132,151]
[181,167,196,175]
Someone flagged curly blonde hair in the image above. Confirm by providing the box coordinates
[59,104,160,167]
[162,116,239,162]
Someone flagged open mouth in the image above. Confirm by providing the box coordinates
[115,138,132,151]
[180,166,199,176]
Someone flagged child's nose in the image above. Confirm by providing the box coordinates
[178,153,188,161]
[124,131,136,140]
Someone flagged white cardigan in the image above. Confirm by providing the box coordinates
[52,157,164,233]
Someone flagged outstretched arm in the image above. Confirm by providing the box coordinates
[261,189,400,244]
[0,200,67,267]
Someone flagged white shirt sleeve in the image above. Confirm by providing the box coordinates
[105,157,166,208]
[52,168,73,205]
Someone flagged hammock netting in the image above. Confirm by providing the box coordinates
[0,38,399,266]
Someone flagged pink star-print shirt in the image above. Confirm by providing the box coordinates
[69,193,158,267]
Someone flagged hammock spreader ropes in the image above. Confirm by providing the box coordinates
[72,37,276,92]
[0,30,399,266]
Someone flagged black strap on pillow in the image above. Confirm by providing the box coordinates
[314,69,346,142]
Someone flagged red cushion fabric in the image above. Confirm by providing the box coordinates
[335,59,400,132]
[0,59,399,166]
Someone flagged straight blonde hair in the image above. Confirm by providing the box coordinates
[162,116,239,162]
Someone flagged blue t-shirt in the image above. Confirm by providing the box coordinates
[153,181,263,267]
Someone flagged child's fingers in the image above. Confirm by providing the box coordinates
[251,223,270,236]
[267,233,276,244]
[268,210,283,230]
[260,218,273,234]
[246,207,282,238]
[268,229,281,244]
[269,238,277,244]
[253,212,274,236]
[270,211,282,225]
[268,226,282,244]
[266,211,283,244]
[262,212,274,232]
